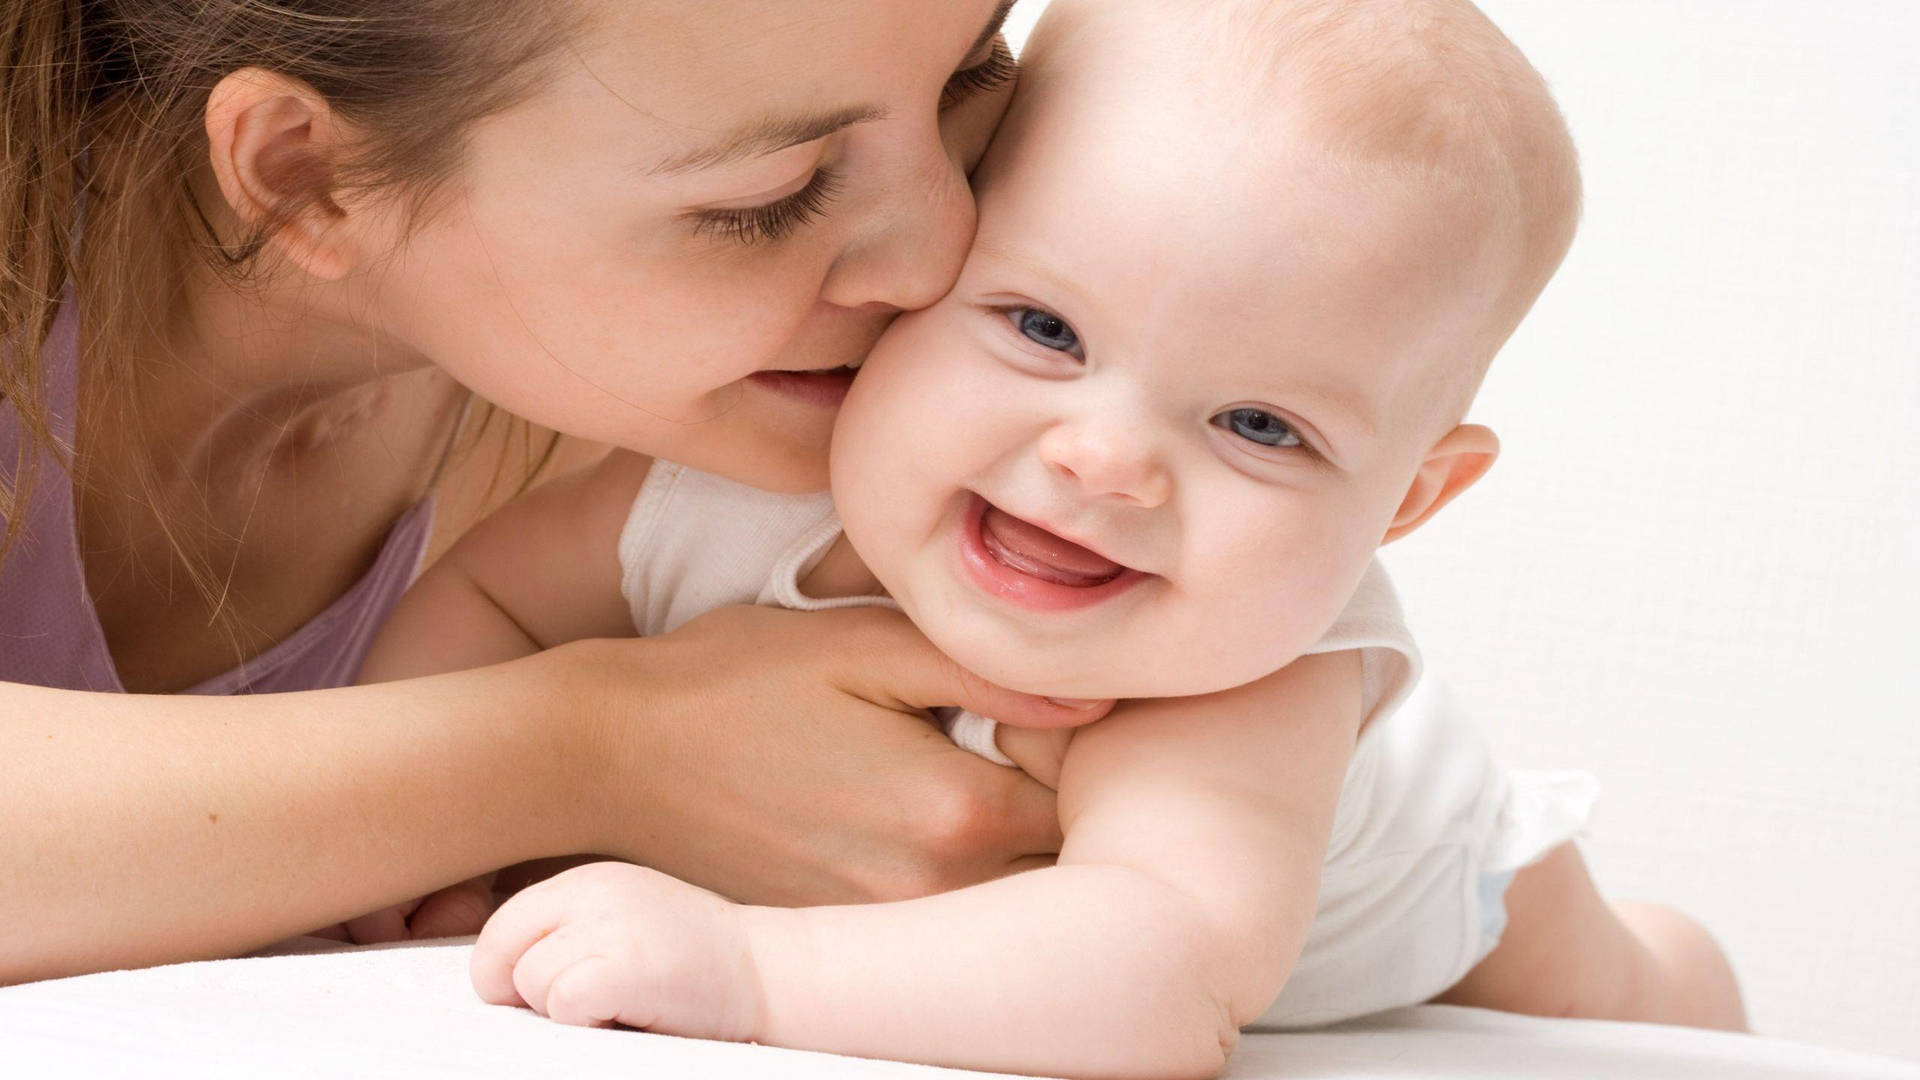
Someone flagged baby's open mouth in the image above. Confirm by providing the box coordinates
[956,495,1146,613]
[977,503,1126,587]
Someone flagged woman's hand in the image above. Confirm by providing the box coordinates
[561,605,1111,907]
[330,874,498,944]
[0,603,1097,982]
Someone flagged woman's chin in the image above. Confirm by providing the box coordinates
[672,436,833,495]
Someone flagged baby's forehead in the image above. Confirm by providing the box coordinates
[998,0,1576,424]
[1009,1,1524,249]
[991,15,1510,312]
[967,159,1496,461]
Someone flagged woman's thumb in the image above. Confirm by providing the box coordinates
[882,626,1113,730]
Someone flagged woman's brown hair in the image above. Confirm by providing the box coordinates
[0,1,578,571]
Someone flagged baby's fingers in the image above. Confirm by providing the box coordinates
[507,928,600,1019]
[544,956,636,1029]
[470,887,569,1007]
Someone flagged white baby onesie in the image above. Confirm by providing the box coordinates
[618,461,1597,1028]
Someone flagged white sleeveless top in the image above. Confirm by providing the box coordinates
[618,461,1597,1027]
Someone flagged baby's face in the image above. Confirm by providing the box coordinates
[832,5,1513,699]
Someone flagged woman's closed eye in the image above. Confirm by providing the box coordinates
[690,167,844,247]
[1212,407,1304,450]
[942,37,1020,110]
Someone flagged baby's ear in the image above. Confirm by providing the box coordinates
[1381,424,1499,545]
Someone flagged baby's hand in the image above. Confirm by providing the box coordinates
[469,862,765,1039]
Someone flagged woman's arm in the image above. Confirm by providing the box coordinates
[2,613,1096,984]
[0,652,596,983]
[472,650,1363,1080]
[5,452,654,972]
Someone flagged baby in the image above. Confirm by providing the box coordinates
[362,0,1745,1074]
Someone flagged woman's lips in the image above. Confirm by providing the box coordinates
[957,495,1147,613]
[747,365,858,407]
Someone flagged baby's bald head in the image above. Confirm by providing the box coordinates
[1216,0,1580,413]
[1030,0,1581,427]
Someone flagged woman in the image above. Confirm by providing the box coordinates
[0,0,1097,983]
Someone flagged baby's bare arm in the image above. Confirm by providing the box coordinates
[740,650,1365,1078]
[357,451,650,683]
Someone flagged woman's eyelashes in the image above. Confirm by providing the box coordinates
[685,37,1016,249]
[1006,305,1084,358]
[690,167,844,247]
[942,37,1020,110]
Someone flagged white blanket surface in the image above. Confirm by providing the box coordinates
[5,942,1915,1079]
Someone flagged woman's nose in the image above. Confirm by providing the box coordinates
[820,147,975,313]
[1037,421,1174,509]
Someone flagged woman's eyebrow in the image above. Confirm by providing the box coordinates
[648,106,889,176]
[970,1,1019,60]
[645,3,1014,178]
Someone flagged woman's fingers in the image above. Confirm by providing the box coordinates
[1003,853,1060,877]
[407,876,496,939]
[570,606,1080,909]
[344,904,412,945]
[988,770,1067,860]
[849,609,1114,729]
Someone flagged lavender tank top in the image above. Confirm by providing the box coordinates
[0,294,435,694]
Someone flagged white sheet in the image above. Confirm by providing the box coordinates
[5,942,1916,1079]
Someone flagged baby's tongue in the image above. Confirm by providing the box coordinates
[980,506,1123,587]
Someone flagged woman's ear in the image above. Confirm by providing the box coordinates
[1382,423,1499,545]
[203,67,367,281]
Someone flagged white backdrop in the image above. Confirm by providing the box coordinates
[1009,0,1920,1061]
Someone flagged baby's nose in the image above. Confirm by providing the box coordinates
[1038,423,1172,509]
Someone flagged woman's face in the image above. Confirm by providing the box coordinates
[364,0,1021,492]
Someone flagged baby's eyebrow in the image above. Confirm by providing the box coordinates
[971,239,1109,323]
[647,105,889,176]
[1273,382,1380,445]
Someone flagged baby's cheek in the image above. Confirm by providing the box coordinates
[1153,578,1344,694]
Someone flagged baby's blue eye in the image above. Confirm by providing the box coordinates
[1213,408,1301,448]
[1013,308,1081,354]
